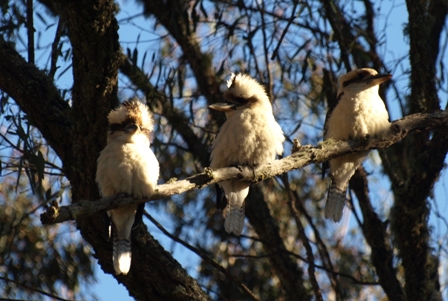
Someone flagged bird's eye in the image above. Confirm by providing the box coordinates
[140,127,150,133]
[234,97,246,104]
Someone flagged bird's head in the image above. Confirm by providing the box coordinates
[209,73,272,117]
[338,68,392,94]
[106,99,154,144]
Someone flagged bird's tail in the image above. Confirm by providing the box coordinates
[108,206,137,275]
[112,229,132,275]
[221,181,250,236]
[224,201,246,235]
[325,182,347,222]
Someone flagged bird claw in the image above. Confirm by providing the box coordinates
[292,138,301,153]
[359,134,370,146]
[391,123,401,134]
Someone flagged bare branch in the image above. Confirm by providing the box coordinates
[40,110,448,225]
[271,1,299,60]
[282,174,324,301]
[49,20,66,80]
[0,36,71,163]
[144,213,261,301]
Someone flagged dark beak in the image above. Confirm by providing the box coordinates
[209,102,237,112]
[366,73,392,86]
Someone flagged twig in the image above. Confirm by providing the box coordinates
[0,275,75,301]
[282,173,324,301]
[49,20,66,80]
[234,236,380,286]
[271,1,299,60]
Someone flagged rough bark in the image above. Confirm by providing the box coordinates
[389,2,448,300]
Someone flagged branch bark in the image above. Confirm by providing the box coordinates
[0,36,71,163]
[140,0,221,104]
[390,3,448,300]
[41,110,448,225]
[350,168,406,301]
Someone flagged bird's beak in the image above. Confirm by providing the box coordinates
[366,73,392,86]
[124,123,138,134]
[209,102,237,112]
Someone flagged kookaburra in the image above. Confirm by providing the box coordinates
[323,68,391,222]
[210,73,284,235]
[96,100,159,275]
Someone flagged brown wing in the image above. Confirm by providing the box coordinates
[322,91,344,180]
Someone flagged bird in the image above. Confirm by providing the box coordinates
[209,73,284,235]
[96,99,159,275]
[322,68,391,222]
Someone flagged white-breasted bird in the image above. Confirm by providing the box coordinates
[96,99,159,275]
[322,68,391,222]
[209,73,284,235]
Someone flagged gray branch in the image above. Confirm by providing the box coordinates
[40,110,448,225]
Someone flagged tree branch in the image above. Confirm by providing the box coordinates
[41,110,448,225]
[0,36,72,163]
[144,212,260,301]
[391,3,448,301]
[350,168,406,301]
[140,0,222,107]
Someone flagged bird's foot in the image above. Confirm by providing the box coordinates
[360,134,371,146]
[292,138,301,153]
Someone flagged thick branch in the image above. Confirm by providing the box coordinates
[350,168,405,301]
[392,3,447,301]
[246,185,311,300]
[140,0,222,107]
[41,110,448,225]
[0,36,71,163]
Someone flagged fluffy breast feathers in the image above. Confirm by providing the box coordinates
[324,68,390,140]
[96,99,159,199]
[210,73,284,168]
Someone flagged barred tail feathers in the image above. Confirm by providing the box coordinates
[112,231,132,275]
[108,206,137,275]
[325,182,347,222]
[325,155,366,222]
[220,181,250,236]
[224,202,245,235]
